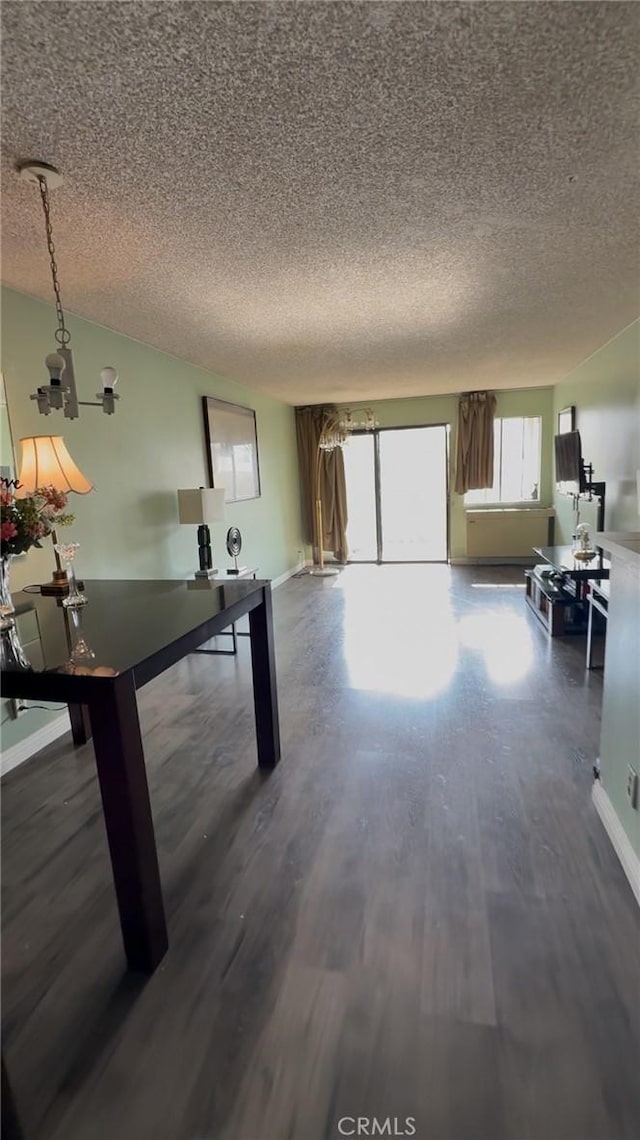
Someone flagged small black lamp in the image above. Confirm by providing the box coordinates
[177,488,226,578]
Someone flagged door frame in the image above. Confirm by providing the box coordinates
[347,422,450,564]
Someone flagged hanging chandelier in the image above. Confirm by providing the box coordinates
[17,160,120,419]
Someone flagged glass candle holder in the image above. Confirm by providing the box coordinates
[54,542,88,608]
[66,606,95,666]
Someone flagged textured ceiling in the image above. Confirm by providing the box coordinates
[1,1,639,406]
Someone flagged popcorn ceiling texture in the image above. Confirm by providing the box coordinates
[1,1,638,405]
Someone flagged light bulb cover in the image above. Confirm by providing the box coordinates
[100,367,118,391]
[45,352,66,382]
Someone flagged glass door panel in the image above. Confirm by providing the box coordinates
[343,433,377,561]
[379,426,448,561]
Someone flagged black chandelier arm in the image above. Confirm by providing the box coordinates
[37,175,71,348]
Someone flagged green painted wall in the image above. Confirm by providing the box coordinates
[1,286,303,753]
[598,548,640,861]
[340,387,555,560]
[552,320,640,543]
[551,320,640,861]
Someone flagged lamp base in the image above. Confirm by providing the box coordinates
[226,566,248,575]
[194,568,218,579]
[40,570,70,596]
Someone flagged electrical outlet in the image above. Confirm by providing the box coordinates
[627,766,639,810]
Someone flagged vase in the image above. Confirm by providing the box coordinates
[0,554,15,630]
[0,555,32,671]
[54,542,87,608]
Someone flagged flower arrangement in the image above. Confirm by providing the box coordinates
[1,483,74,557]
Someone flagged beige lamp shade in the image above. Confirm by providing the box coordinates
[177,487,226,525]
[16,435,93,496]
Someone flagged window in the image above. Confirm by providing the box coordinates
[465,416,541,505]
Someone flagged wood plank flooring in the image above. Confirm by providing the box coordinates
[2,564,639,1140]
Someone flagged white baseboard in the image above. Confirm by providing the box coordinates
[1,712,71,778]
[592,781,640,906]
[271,561,306,589]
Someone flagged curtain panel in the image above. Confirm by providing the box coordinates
[295,406,349,564]
[454,391,497,495]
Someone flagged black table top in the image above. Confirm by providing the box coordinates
[534,545,611,579]
[3,578,269,684]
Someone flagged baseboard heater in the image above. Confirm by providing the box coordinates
[465,508,554,559]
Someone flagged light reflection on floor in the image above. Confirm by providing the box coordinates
[470,582,526,589]
[457,612,534,685]
[335,564,535,698]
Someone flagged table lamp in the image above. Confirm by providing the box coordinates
[177,487,226,578]
[16,435,93,595]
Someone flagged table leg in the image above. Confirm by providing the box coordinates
[89,674,168,972]
[1,1052,23,1140]
[69,702,92,746]
[586,596,595,669]
[249,585,281,769]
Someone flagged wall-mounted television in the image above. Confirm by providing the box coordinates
[554,429,585,494]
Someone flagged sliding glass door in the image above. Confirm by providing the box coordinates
[343,433,377,561]
[344,425,448,562]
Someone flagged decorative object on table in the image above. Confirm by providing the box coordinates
[573,523,596,562]
[202,396,261,502]
[177,487,226,578]
[64,606,96,667]
[225,526,247,574]
[1,482,59,670]
[54,542,87,607]
[16,161,120,420]
[15,435,93,595]
[311,407,378,576]
[1,474,75,623]
[0,615,31,671]
[0,555,32,671]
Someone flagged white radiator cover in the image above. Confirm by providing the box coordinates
[465,508,554,558]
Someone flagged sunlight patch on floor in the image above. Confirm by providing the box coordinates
[458,612,534,685]
[335,564,533,696]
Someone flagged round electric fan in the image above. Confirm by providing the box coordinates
[226,527,246,574]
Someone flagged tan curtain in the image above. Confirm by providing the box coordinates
[454,391,497,494]
[295,406,349,564]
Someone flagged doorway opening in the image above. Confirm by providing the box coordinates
[344,425,449,563]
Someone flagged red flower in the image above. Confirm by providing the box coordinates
[1,521,18,542]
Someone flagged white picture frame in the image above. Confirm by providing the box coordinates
[202,396,261,503]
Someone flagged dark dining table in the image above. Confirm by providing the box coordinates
[1,577,281,973]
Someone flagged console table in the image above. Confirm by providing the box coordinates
[525,545,610,637]
[1,577,280,972]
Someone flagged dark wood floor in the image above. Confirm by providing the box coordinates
[2,565,639,1140]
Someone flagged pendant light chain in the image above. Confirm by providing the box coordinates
[37,174,71,347]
